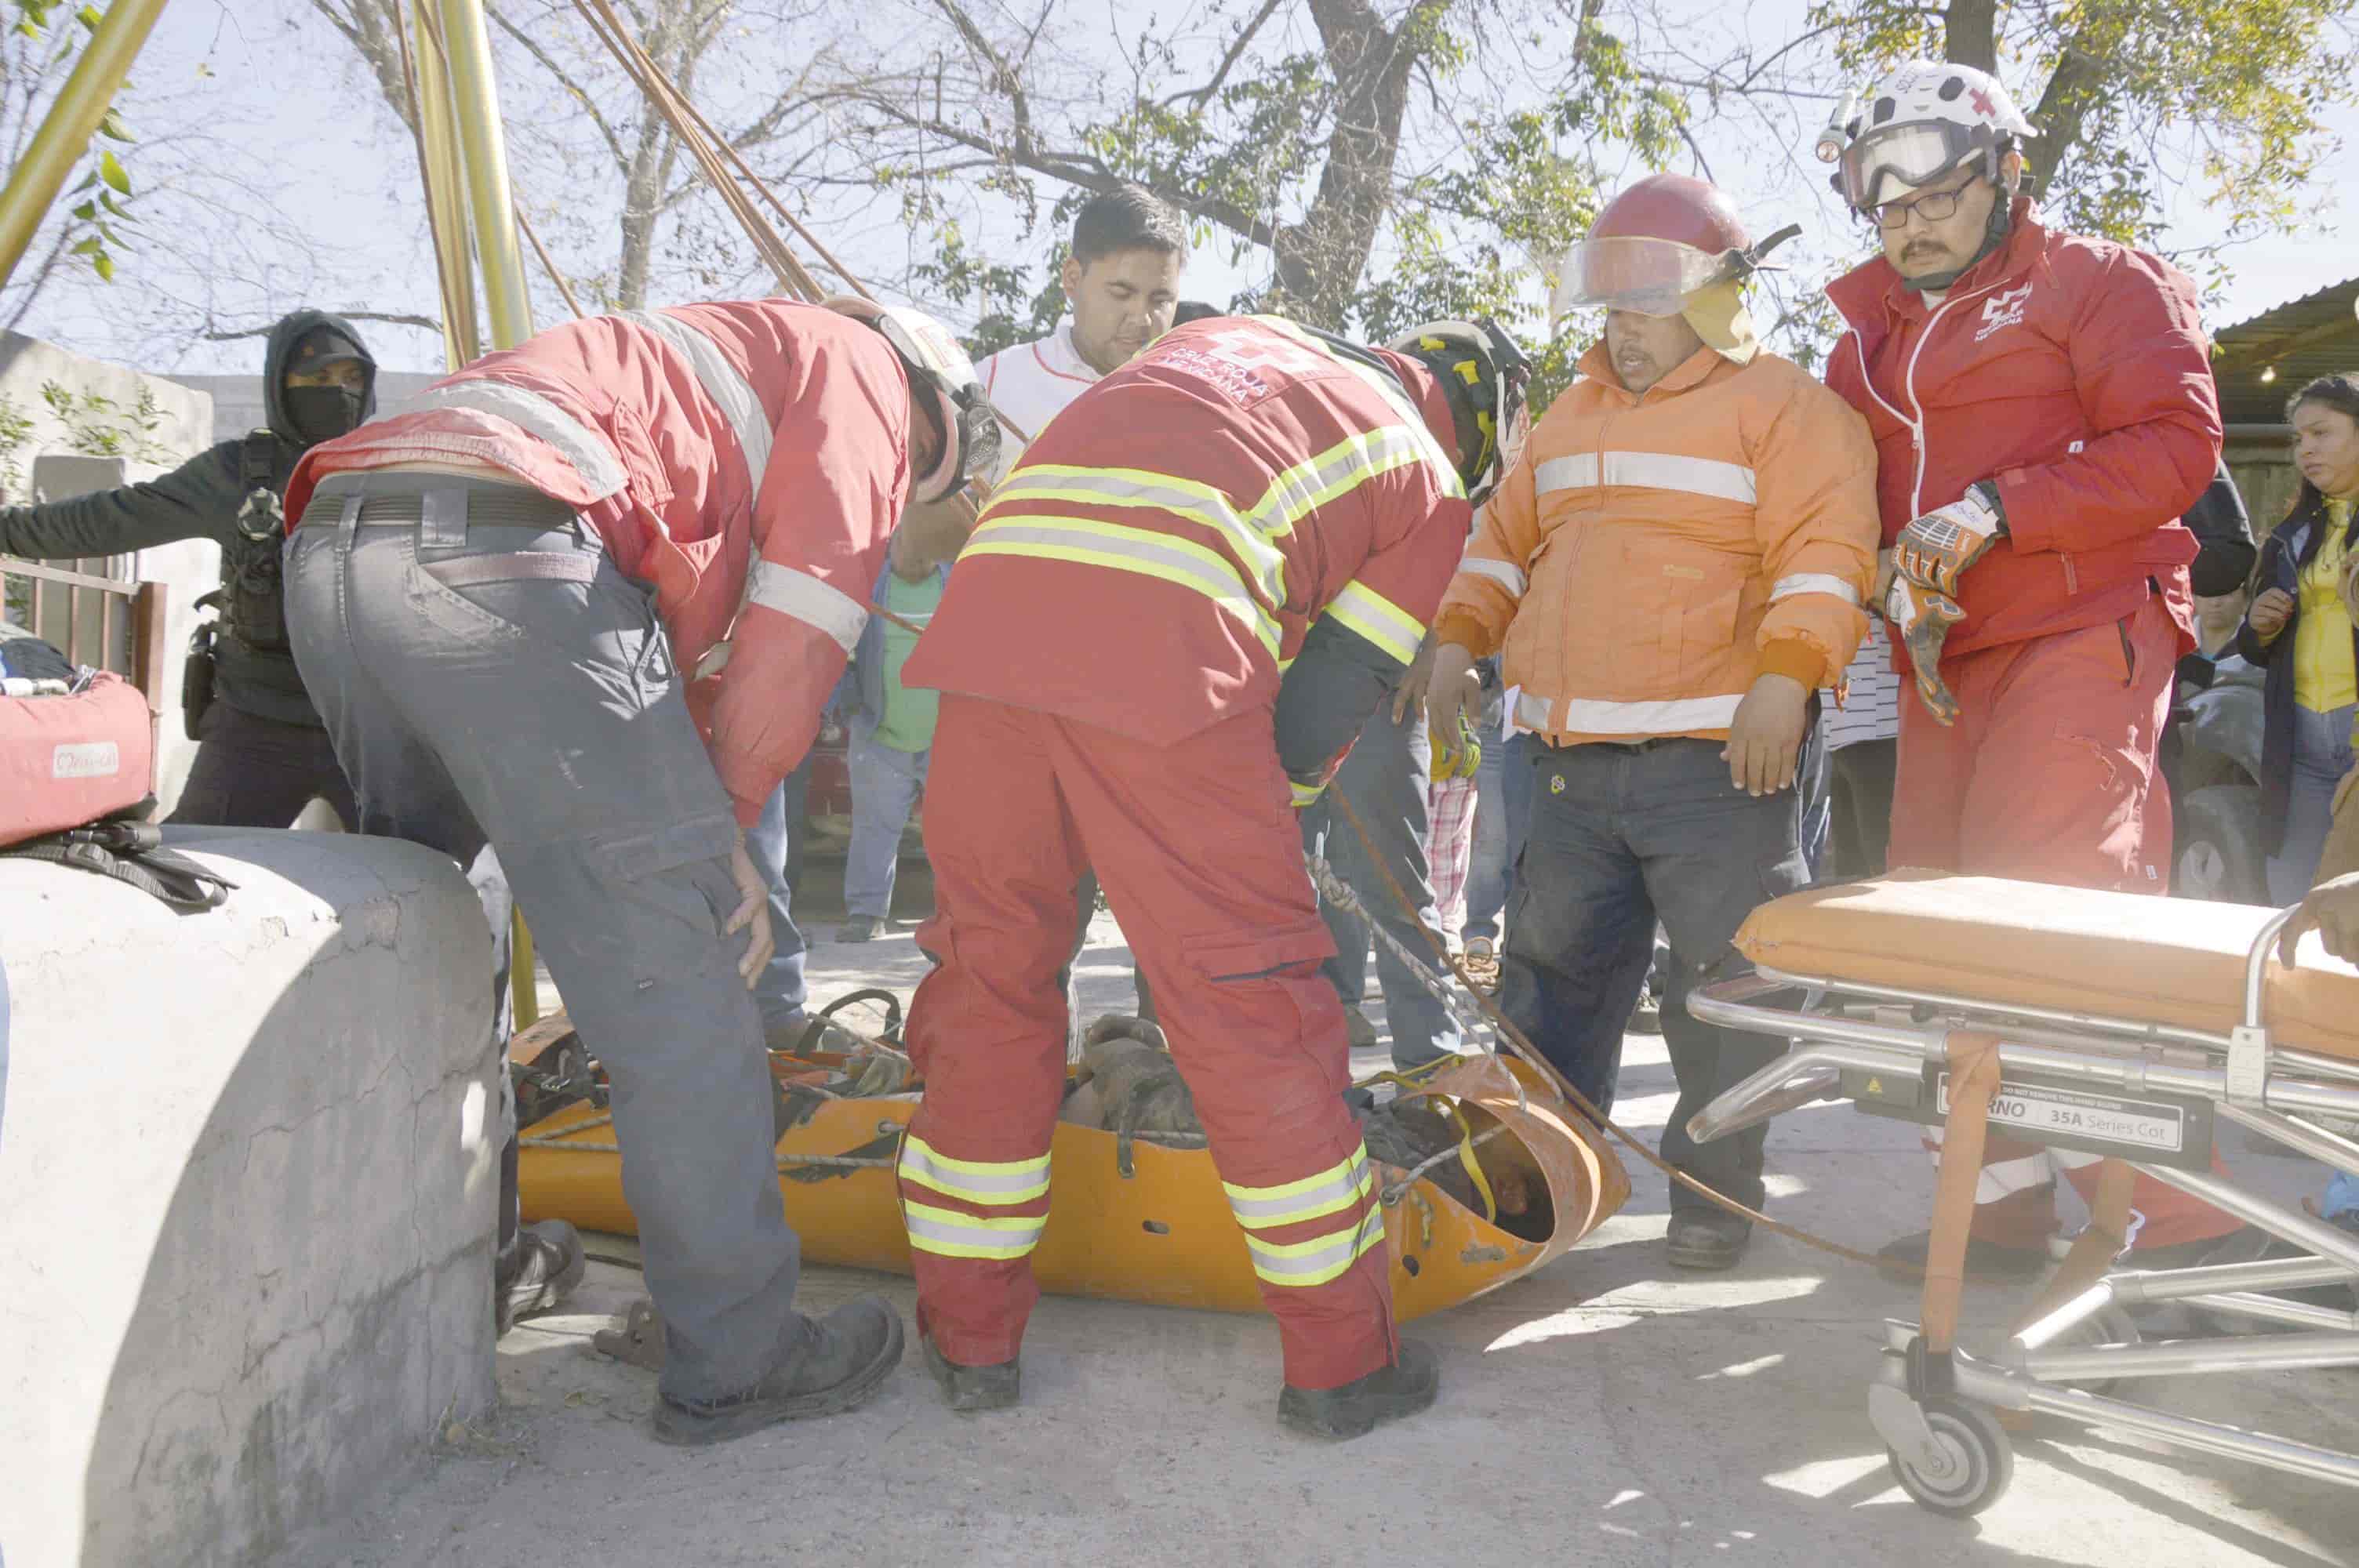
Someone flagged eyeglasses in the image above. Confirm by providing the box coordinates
[1871,185,1970,231]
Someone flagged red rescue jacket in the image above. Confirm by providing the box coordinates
[284,302,914,826]
[905,316,1470,745]
[1825,201,2220,658]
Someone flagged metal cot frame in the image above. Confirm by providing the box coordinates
[1686,907,2359,1516]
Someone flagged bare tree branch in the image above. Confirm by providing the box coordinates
[202,311,444,341]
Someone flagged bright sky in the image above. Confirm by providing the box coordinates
[13,0,2357,378]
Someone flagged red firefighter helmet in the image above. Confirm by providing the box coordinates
[1551,173,1796,325]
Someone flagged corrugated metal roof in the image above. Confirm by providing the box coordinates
[2211,275,2359,426]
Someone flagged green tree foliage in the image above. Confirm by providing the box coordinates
[4,0,141,292]
[842,0,1686,401]
[1811,0,2354,259]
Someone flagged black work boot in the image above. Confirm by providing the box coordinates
[496,1219,587,1335]
[1876,1227,2048,1282]
[1278,1339,1439,1440]
[921,1330,1021,1413]
[652,1296,905,1446]
[1666,1210,1753,1271]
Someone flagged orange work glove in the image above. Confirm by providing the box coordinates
[1885,572,1967,726]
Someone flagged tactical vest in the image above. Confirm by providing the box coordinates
[222,427,289,653]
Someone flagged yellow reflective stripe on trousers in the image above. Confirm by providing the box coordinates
[903,1202,1047,1261]
[1223,1149,1372,1230]
[988,464,1288,608]
[897,1134,1051,1205]
[963,515,1283,657]
[1321,579,1425,666]
[1241,1208,1387,1287]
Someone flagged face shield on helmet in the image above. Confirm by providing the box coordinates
[1550,236,1741,320]
[822,296,1005,503]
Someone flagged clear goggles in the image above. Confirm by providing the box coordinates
[1550,237,1735,321]
[1837,121,1983,212]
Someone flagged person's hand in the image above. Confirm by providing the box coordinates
[1421,641,1481,768]
[2248,587,2296,644]
[2280,871,2359,966]
[1887,573,1968,724]
[1892,485,2005,598]
[725,826,776,989]
[1390,638,1438,725]
[1722,673,1809,795]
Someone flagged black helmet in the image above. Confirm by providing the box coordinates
[1384,318,1532,508]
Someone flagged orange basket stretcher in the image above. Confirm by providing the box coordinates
[518,1047,1629,1325]
[1685,870,2359,1518]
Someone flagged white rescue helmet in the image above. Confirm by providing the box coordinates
[1829,60,2037,216]
[822,296,1006,503]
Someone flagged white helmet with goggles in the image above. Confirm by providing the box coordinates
[823,296,1007,502]
[1823,60,2037,216]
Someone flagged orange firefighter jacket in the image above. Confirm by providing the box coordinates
[1434,339,1879,746]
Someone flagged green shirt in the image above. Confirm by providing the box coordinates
[871,568,947,753]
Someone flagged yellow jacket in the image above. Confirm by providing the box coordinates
[1435,339,1879,746]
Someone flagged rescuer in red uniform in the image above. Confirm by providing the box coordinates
[892,314,1531,1439]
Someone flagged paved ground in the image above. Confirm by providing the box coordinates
[275,887,2359,1568]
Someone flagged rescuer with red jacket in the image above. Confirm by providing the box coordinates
[1821,60,2244,1273]
[893,314,1531,1439]
[279,296,1002,1446]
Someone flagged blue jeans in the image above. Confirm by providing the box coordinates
[1500,738,1806,1214]
[2266,702,2356,906]
[1463,705,1512,944]
[1301,707,1460,1069]
[844,728,927,919]
[744,757,813,1029]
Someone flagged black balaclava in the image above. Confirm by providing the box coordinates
[1900,176,2018,294]
[281,325,373,445]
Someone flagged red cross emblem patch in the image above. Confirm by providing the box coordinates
[1969,86,1996,118]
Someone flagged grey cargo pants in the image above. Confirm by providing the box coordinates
[284,473,802,1403]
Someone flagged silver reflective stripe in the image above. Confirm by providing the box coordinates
[1224,1155,1372,1230]
[903,1203,1047,1259]
[1459,557,1527,598]
[897,1137,1050,1204]
[1242,1209,1385,1285]
[1547,692,1747,733]
[397,380,629,499]
[1254,317,1464,499]
[1248,425,1430,536]
[746,561,869,653]
[1512,688,1550,734]
[988,466,1287,607]
[1769,572,1862,607]
[962,517,1281,655]
[625,309,772,496]
[1536,451,1757,506]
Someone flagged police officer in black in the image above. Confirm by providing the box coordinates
[1,309,376,825]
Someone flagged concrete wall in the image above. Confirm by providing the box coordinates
[170,370,441,446]
[0,830,500,1568]
[0,332,216,815]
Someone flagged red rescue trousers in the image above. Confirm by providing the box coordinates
[898,695,1397,1389]
[1892,592,2239,1252]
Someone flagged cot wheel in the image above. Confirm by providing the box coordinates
[1886,1398,2013,1518]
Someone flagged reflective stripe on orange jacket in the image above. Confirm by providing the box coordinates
[1434,339,1880,746]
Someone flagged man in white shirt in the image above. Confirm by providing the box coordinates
[976,184,1187,453]
[967,184,1189,1028]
